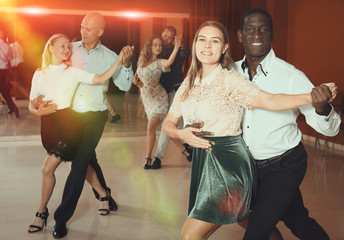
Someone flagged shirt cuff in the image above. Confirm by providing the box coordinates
[316,105,334,122]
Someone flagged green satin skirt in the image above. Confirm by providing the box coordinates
[188,135,257,225]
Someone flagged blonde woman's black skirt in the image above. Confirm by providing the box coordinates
[40,108,82,161]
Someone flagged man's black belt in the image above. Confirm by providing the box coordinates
[254,142,301,168]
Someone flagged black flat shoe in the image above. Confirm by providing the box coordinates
[109,114,121,123]
[151,157,161,169]
[8,108,20,118]
[143,158,152,169]
[53,221,67,239]
[28,208,49,233]
[14,108,20,118]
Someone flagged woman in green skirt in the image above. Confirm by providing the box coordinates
[163,21,335,240]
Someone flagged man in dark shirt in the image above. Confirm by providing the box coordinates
[151,26,191,169]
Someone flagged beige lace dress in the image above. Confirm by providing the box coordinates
[169,64,260,224]
[137,59,170,120]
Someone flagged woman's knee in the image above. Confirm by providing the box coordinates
[147,122,157,132]
[41,154,60,176]
[180,221,215,240]
[180,231,199,240]
[41,164,55,177]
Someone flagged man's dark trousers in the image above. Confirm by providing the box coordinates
[54,110,109,223]
[243,142,330,240]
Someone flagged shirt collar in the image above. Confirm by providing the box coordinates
[241,49,276,80]
[194,64,222,86]
[75,40,102,52]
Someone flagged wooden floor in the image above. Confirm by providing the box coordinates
[0,94,343,240]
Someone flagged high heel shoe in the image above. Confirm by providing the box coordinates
[182,143,193,162]
[143,157,152,169]
[98,193,110,216]
[28,208,49,233]
[93,187,118,211]
[107,188,118,211]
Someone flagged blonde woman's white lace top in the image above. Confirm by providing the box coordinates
[169,64,260,136]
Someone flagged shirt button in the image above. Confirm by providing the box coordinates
[247,126,249,128]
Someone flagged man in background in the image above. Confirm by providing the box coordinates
[0,30,19,117]
[151,26,191,169]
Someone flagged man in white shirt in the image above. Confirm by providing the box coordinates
[236,8,340,240]
[53,12,134,238]
[0,30,19,117]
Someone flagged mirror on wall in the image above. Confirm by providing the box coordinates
[0,9,188,137]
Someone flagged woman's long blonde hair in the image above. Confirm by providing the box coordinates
[137,35,164,67]
[41,33,71,70]
[182,21,235,99]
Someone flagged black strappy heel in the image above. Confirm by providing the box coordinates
[182,143,193,162]
[107,188,118,211]
[98,195,110,216]
[28,208,49,233]
[143,157,152,169]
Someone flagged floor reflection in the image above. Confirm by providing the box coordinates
[0,93,343,239]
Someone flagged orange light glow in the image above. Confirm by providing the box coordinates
[119,11,148,19]
[0,7,189,18]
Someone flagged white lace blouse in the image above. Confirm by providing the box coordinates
[169,65,260,136]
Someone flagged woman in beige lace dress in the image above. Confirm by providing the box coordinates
[134,35,180,169]
[163,21,336,240]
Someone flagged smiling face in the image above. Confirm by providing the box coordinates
[195,26,228,69]
[238,13,272,62]
[49,36,71,64]
[80,14,104,50]
[151,37,163,56]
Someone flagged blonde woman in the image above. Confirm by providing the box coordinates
[27,33,123,233]
[133,35,180,169]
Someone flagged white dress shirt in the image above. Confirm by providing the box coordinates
[70,41,133,113]
[0,39,12,69]
[236,49,341,160]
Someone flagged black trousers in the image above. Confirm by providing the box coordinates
[54,110,109,223]
[0,69,18,112]
[243,142,330,240]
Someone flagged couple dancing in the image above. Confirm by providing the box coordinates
[27,12,134,239]
[163,8,340,240]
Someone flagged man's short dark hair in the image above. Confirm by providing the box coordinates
[164,26,177,36]
[240,8,274,37]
